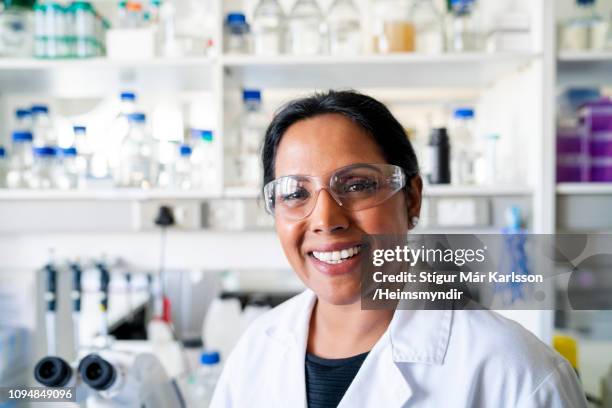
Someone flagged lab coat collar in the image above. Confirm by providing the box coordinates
[264,289,453,366]
[263,290,453,407]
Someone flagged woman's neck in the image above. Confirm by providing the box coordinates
[307,297,394,359]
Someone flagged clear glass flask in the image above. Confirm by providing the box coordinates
[252,0,285,56]
[409,0,445,54]
[448,0,482,52]
[328,0,362,55]
[287,0,325,55]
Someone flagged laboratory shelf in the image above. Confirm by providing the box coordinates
[557,51,612,86]
[0,189,223,201]
[423,185,533,197]
[0,57,214,70]
[556,183,612,195]
[222,52,541,89]
[557,51,612,62]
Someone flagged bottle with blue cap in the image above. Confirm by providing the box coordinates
[287,0,325,55]
[108,92,139,178]
[450,107,477,185]
[448,0,482,52]
[187,350,221,407]
[560,0,605,51]
[252,0,285,56]
[15,108,33,131]
[238,89,267,188]
[116,112,157,188]
[0,146,7,188]
[225,12,250,54]
[7,130,34,189]
[31,146,60,189]
[191,129,217,190]
[173,143,194,189]
[57,147,79,189]
[31,104,57,148]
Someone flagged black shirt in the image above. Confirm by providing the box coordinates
[305,351,369,408]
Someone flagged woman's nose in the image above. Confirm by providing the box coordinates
[309,189,350,233]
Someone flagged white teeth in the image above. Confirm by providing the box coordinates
[311,245,361,264]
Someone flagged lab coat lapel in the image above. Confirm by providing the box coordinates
[338,331,413,408]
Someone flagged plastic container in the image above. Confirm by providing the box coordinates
[287,0,325,55]
[31,105,56,148]
[187,351,222,407]
[238,90,267,188]
[225,12,250,54]
[409,0,445,54]
[252,0,285,56]
[202,297,242,359]
[191,129,216,190]
[448,0,482,52]
[372,0,414,53]
[116,112,157,188]
[6,131,34,189]
[328,0,361,55]
[557,125,588,182]
[15,108,32,131]
[591,157,612,182]
[32,146,59,189]
[450,107,477,185]
[0,147,7,188]
[560,0,605,51]
[58,147,78,189]
[427,127,451,184]
[172,144,193,189]
[72,1,97,58]
[0,0,34,57]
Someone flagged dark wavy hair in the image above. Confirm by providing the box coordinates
[261,90,420,190]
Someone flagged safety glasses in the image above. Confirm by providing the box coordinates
[263,163,407,221]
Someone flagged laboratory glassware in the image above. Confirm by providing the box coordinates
[6,130,34,189]
[560,0,605,51]
[238,90,267,188]
[409,0,445,54]
[191,129,216,190]
[73,126,91,187]
[252,0,285,56]
[173,144,193,189]
[72,1,97,58]
[372,0,414,53]
[225,12,250,54]
[58,147,79,189]
[0,147,6,188]
[117,112,157,189]
[448,0,482,52]
[15,108,32,130]
[31,104,56,148]
[31,146,59,189]
[0,0,34,57]
[328,0,361,55]
[287,0,326,55]
[427,127,451,184]
[450,107,477,185]
[188,351,221,407]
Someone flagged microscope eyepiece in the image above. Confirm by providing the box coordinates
[34,357,72,387]
[79,354,117,391]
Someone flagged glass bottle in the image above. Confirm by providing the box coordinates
[6,131,34,189]
[117,112,157,189]
[31,146,59,189]
[191,129,216,190]
[173,144,193,190]
[560,0,605,51]
[238,90,267,188]
[0,0,34,57]
[328,0,361,55]
[0,147,7,188]
[73,126,91,188]
[225,12,250,54]
[450,108,477,185]
[187,351,221,407]
[31,105,57,148]
[15,108,32,131]
[448,0,482,52]
[372,0,414,53]
[287,0,325,55]
[57,147,78,189]
[409,0,445,54]
[252,0,285,56]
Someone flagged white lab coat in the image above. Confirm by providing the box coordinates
[211,290,587,408]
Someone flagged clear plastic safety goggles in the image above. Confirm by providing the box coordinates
[263,163,407,221]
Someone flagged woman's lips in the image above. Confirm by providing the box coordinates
[307,250,362,276]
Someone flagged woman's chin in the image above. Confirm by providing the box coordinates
[312,282,362,306]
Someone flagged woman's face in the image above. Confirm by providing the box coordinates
[273,114,421,305]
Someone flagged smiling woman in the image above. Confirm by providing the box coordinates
[210,90,587,408]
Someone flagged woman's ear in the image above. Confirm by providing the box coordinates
[405,175,423,229]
